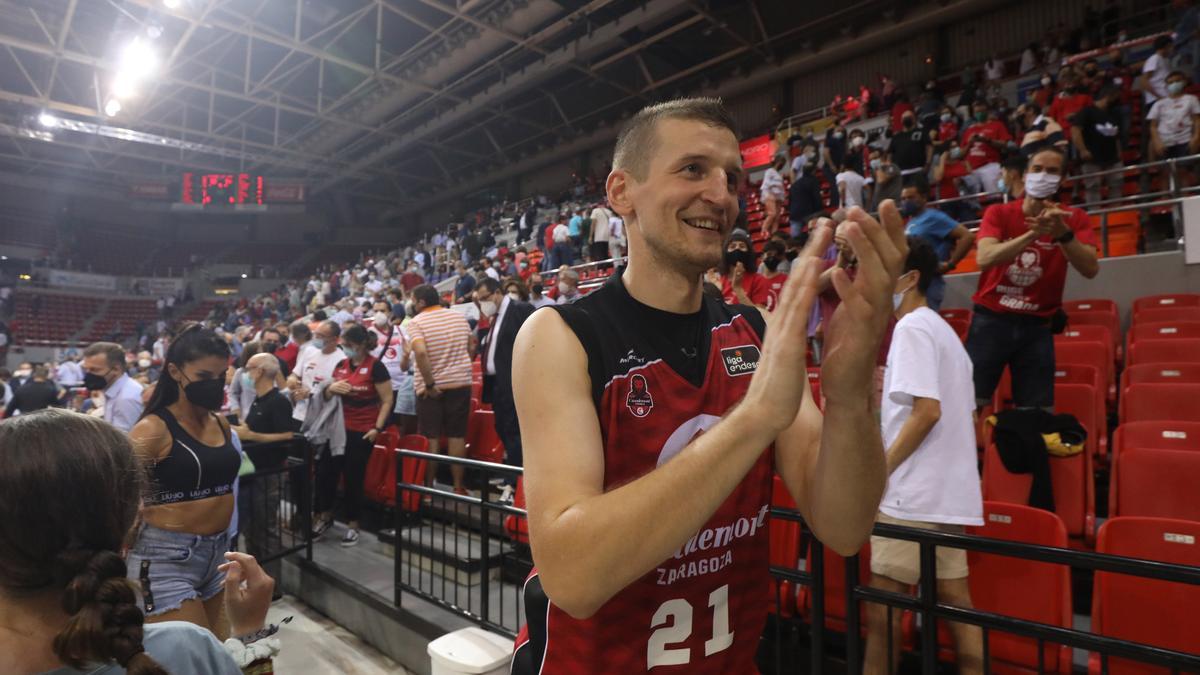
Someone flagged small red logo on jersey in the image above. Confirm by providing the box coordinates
[626,374,654,418]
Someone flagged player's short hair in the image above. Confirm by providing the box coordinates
[613,98,738,180]
[83,342,126,371]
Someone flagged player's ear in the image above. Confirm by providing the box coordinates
[607,169,634,218]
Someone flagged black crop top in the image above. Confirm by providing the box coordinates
[147,409,240,506]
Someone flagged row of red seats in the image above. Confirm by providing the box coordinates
[769,489,1200,674]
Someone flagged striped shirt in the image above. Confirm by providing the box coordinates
[407,307,474,394]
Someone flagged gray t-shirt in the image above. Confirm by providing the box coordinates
[40,621,241,675]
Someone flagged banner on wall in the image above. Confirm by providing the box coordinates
[47,269,117,292]
[132,277,186,296]
[739,134,776,169]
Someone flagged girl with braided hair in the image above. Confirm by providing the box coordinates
[0,409,270,674]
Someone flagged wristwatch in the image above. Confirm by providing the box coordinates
[1053,230,1076,244]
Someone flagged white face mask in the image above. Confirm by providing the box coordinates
[138,359,151,369]
[373,312,389,328]
[893,273,916,311]
[508,292,521,301]
[558,282,572,296]
[479,300,497,317]
[1024,171,1062,199]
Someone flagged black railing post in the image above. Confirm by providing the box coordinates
[480,490,491,626]
[809,537,825,675]
[919,542,938,674]
[844,553,862,674]
[394,450,403,608]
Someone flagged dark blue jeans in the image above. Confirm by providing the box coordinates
[965,306,1055,409]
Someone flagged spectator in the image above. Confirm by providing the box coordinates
[1148,70,1200,162]
[890,92,915,133]
[0,368,12,410]
[232,352,298,443]
[930,138,973,216]
[968,147,1099,410]
[322,324,393,547]
[399,260,425,292]
[846,129,868,173]
[720,229,770,308]
[984,53,1005,84]
[6,365,61,417]
[82,342,144,433]
[288,320,344,427]
[1048,70,1093,139]
[998,154,1027,199]
[788,156,825,238]
[276,320,311,372]
[867,148,902,212]
[528,273,556,309]
[760,155,787,235]
[551,219,574,269]
[11,361,32,390]
[1141,36,1175,149]
[56,351,83,387]
[0,409,262,675]
[790,140,818,179]
[408,284,476,495]
[369,310,417,436]
[1019,42,1041,74]
[899,181,976,311]
[1031,73,1055,109]
[837,160,867,210]
[889,111,933,175]
[961,100,1013,197]
[936,105,960,147]
[864,238,984,675]
[759,239,789,312]
[568,209,584,250]
[229,341,264,424]
[555,267,581,304]
[589,202,612,263]
[821,122,850,203]
[1073,85,1125,206]
[1015,102,1066,152]
[453,261,477,304]
[480,276,535,499]
[259,326,290,377]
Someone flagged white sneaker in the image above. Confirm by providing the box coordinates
[341,528,360,547]
[498,485,515,505]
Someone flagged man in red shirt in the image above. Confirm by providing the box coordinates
[961,101,1013,195]
[719,230,770,308]
[967,146,1100,409]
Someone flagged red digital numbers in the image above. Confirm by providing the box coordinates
[181,172,265,205]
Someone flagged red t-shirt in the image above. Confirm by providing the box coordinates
[721,273,770,307]
[936,159,970,201]
[762,272,788,312]
[275,341,299,371]
[973,200,1097,317]
[891,101,915,132]
[331,354,391,432]
[1048,92,1093,134]
[937,121,959,145]
[962,120,1012,169]
[400,271,423,292]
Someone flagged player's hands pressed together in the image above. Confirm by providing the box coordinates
[820,203,908,404]
[742,220,831,433]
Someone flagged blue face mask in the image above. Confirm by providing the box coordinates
[342,345,357,360]
[311,338,325,350]
[240,371,255,390]
[997,177,1008,194]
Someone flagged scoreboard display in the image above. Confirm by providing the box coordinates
[181,172,265,206]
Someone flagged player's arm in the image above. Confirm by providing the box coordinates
[773,206,905,554]
[514,311,784,619]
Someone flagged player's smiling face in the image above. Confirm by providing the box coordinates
[627,117,743,274]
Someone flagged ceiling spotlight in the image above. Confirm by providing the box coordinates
[37,112,59,128]
[104,98,122,117]
[147,24,163,39]
[119,38,158,81]
[163,0,181,9]
[240,273,248,279]
[112,75,137,99]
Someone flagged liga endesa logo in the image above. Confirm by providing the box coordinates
[720,345,761,377]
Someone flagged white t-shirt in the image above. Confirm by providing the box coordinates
[1148,94,1200,147]
[590,207,611,242]
[370,324,412,390]
[880,307,983,526]
[1142,52,1171,105]
[760,167,785,200]
[984,59,1004,82]
[836,170,866,209]
[291,347,345,422]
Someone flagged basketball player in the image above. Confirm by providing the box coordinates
[510,98,907,673]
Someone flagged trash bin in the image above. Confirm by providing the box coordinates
[427,626,513,675]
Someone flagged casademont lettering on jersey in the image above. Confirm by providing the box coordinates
[656,504,769,585]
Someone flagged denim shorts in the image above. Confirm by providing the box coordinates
[126,524,230,616]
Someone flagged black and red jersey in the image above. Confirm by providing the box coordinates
[512,272,774,674]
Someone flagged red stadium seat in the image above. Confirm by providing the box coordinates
[1127,320,1200,344]
[1111,449,1200,521]
[1128,338,1200,366]
[465,409,504,463]
[768,476,800,618]
[965,503,1073,674]
[1054,339,1115,406]
[1120,383,1200,424]
[366,434,429,511]
[1119,363,1200,396]
[939,307,973,323]
[1129,306,1200,327]
[1089,517,1200,674]
[944,316,969,342]
[1058,325,1115,367]
[982,383,1097,542]
[1112,421,1200,466]
[503,476,529,545]
[1054,363,1107,459]
[1132,293,1200,316]
[806,367,821,408]
[1064,298,1118,318]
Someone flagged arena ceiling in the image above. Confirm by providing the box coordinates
[0,0,909,212]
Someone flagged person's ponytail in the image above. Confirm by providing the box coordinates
[52,549,168,675]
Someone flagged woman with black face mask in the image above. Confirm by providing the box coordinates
[128,323,240,639]
[717,230,770,309]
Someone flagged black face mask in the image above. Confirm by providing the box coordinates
[531,283,544,295]
[786,250,799,262]
[182,376,226,411]
[84,371,110,391]
[724,249,757,272]
[262,342,278,353]
[763,256,782,272]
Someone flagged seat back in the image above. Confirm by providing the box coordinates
[1128,320,1200,344]
[1054,363,1107,458]
[1093,517,1200,674]
[800,541,871,633]
[1130,306,1200,327]
[1066,309,1120,347]
[981,384,1095,539]
[939,307,973,323]
[1132,293,1200,315]
[363,442,394,505]
[1054,340,1112,400]
[392,434,429,512]
[1113,421,1200,465]
[1058,325,1115,367]
[1120,364,1200,398]
[1112,449,1200,521]
[1064,298,1117,316]
[465,408,504,463]
[1128,337,1200,367]
[944,316,969,342]
[966,502,1072,672]
[768,476,801,617]
[1121,383,1200,424]
[503,476,529,544]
